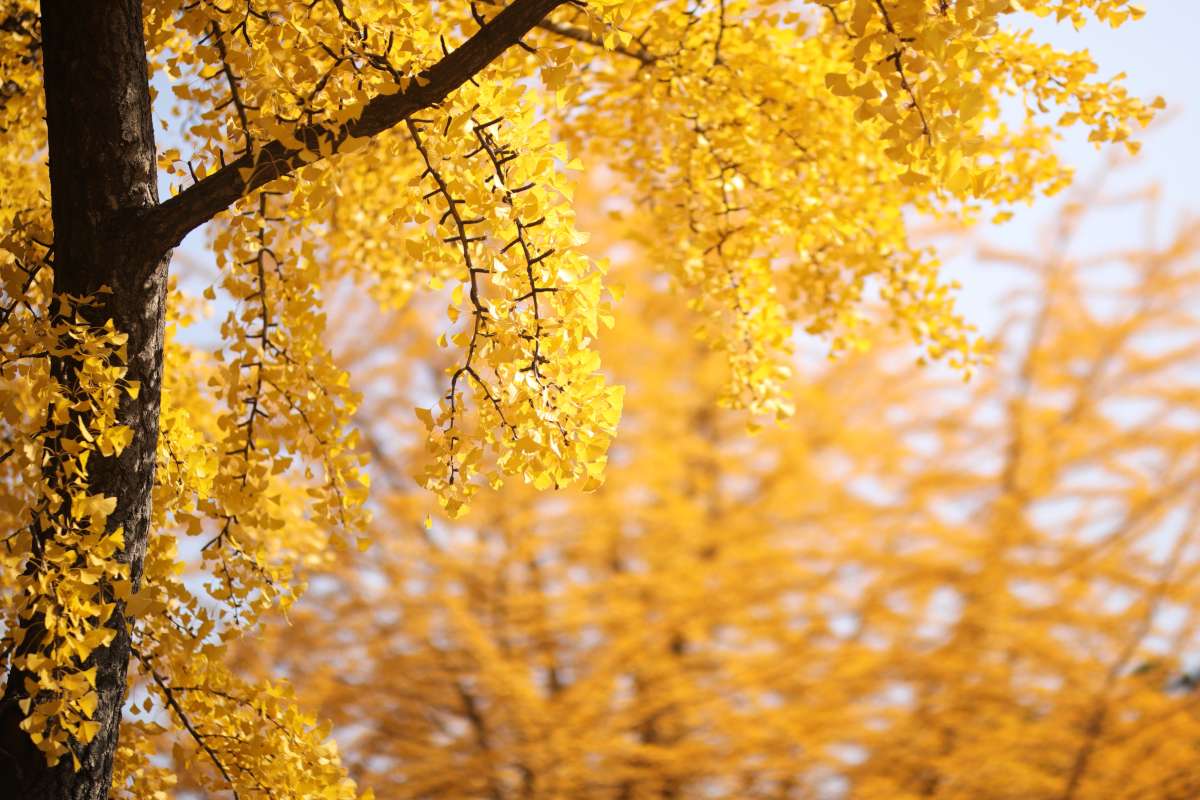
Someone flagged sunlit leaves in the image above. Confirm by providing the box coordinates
[400,94,623,515]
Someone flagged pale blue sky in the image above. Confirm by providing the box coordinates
[946,0,1200,332]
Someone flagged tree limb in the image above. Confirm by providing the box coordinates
[135,0,567,260]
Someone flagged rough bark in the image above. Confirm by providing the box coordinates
[0,2,169,798]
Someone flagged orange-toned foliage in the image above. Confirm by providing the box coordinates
[239,177,1200,799]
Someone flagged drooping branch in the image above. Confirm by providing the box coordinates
[135,0,568,261]
[136,652,241,800]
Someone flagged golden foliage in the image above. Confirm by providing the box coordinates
[0,0,1167,795]
[246,175,1200,800]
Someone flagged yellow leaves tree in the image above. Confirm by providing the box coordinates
[0,0,1161,797]
[243,172,1200,799]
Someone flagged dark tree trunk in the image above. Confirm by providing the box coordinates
[0,2,168,797]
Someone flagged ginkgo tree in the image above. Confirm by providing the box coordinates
[0,0,1159,798]
[236,171,1200,799]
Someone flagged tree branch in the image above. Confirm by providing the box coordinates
[135,0,567,260]
[137,652,242,800]
[537,17,655,64]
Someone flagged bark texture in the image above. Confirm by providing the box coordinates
[0,2,168,797]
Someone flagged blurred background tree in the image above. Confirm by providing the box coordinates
[230,169,1200,800]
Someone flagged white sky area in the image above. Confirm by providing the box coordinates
[945,0,1200,333]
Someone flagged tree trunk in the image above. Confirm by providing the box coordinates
[0,2,168,797]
